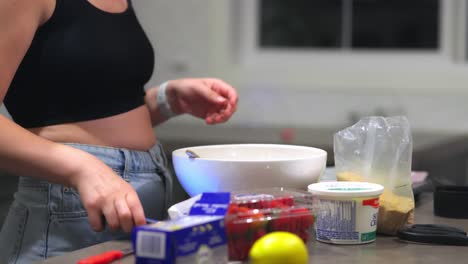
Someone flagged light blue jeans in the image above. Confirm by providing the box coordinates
[0,143,173,264]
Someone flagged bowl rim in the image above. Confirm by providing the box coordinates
[171,143,327,162]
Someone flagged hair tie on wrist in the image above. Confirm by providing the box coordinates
[157,81,177,119]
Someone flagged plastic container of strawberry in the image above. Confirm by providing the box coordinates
[225,188,316,261]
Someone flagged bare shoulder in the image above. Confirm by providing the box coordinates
[0,0,54,26]
[41,0,58,25]
[0,0,54,100]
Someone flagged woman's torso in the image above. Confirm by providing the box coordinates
[29,106,157,151]
[11,0,157,150]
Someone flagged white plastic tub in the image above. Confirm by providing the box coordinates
[308,181,384,244]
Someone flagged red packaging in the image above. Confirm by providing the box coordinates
[225,188,316,261]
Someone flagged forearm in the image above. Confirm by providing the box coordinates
[0,115,82,185]
[144,84,179,127]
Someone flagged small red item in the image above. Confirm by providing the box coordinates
[77,248,133,264]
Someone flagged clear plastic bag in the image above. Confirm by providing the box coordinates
[334,116,414,235]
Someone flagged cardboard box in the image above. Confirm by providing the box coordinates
[132,216,227,264]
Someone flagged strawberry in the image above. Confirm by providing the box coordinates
[280,196,295,206]
[269,207,291,233]
[226,204,268,261]
[226,205,251,236]
[290,207,314,243]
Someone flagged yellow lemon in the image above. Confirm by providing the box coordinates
[249,231,308,264]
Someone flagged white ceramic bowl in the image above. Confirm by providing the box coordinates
[172,144,327,197]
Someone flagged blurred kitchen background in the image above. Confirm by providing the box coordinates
[1,0,468,224]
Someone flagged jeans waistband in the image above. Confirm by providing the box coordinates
[62,142,168,172]
[18,142,170,187]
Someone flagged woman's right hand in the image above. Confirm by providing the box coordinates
[67,148,146,233]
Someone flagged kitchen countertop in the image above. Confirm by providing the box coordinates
[42,192,468,264]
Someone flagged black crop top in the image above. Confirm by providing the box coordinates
[4,0,154,128]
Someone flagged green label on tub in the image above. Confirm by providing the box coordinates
[327,188,372,191]
[361,231,376,242]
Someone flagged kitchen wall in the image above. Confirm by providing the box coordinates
[133,0,468,140]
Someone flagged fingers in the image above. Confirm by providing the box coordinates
[199,82,228,106]
[205,102,233,124]
[83,186,145,233]
[87,206,105,232]
[204,79,238,124]
[126,192,146,227]
[101,191,145,233]
[89,193,145,233]
[208,79,238,109]
[102,199,120,231]
[114,197,133,232]
[169,78,238,123]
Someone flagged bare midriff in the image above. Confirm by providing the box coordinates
[28,106,157,151]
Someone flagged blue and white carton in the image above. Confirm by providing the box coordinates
[132,193,230,264]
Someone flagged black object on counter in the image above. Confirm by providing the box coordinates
[397,224,468,246]
[434,186,468,219]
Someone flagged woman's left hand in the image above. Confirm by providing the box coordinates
[166,78,238,124]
